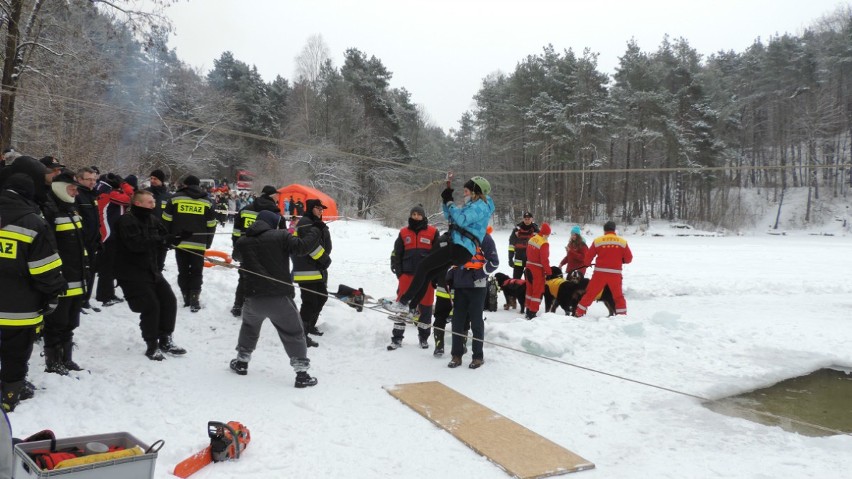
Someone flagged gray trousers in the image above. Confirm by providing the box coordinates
[236,295,310,372]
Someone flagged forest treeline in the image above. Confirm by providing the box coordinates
[2,0,850,228]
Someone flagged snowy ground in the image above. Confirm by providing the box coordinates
[7,216,852,479]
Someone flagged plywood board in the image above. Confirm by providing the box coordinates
[385,381,594,478]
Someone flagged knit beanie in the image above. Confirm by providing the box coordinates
[183,175,200,186]
[410,204,426,217]
[571,225,581,235]
[150,169,166,182]
[4,173,34,200]
[540,223,552,236]
[257,210,281,229]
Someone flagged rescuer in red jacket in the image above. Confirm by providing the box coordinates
[523,222,551,319]
[575,221,633,317]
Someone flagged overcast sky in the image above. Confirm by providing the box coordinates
[162,0,848,132]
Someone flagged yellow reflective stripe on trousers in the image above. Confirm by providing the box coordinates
[293,271,323,282]
[176,242,208,251]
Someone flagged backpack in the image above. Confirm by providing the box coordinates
[484,276,499,312]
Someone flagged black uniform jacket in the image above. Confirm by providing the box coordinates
[0,191,66,327]
[234,220,319,298]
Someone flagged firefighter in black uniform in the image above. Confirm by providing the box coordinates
[162,175,216,312]
[145,169,170,219]
[40,171,90,375]
[0,172,66,412]
[291,199,332,347]
[508,211,539,279]
[229,185,280,317]
[115,190,190,361]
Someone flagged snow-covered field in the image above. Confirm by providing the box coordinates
[7,216,852,478]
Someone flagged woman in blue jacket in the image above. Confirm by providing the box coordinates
[387,177,495,317]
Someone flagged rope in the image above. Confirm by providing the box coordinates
[191,247,850,437]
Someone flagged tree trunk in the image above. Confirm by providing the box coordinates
[0,0,24,148]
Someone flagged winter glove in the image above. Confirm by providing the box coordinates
[318,256,332,269]
[440,188,454,204]
[391,263,401,277]
[508,251,515,265]
[43,296,59,316]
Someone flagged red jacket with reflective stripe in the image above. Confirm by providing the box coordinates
[525,234,550,271]
[585,232,632,273]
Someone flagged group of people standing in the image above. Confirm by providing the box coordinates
[0,150,338,412]
[387,192,633,370]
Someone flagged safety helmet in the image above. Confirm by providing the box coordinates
[470,176,491,196]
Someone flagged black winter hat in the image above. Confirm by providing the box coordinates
[604,220,617,232]
[306,199,327,210]
[125,174,138,190]
[53,169,82,187]
[410,204,426,217]
[183,175,200,186]
[150,169,166,182]
[261,185,278,196]
[257,210,281,229]
[39,156,65,169]
[4,173,35,200]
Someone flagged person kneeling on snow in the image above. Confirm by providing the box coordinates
[230,210,321,388]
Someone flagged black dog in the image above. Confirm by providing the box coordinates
[494,272,526,313]
[544,267,616,317]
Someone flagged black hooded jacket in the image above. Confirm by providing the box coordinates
[233,219,319,298]
[231,193,280,245]
[290,209,332,283]
[0,190,66,326]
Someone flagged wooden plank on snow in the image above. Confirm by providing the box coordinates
[384,381,594,478]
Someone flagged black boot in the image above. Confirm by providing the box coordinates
[62,341,83,371]
[181,290,190,308]
[229,359,248,375]
[44,346,69,375]
[1,381,24,412]
[230,304,242,317]
[305,336,319,348]
[189,290,201,313]
[145,340,165,361]
[525,309,537,320]
[295,371,317,388]
[159,335,187,355]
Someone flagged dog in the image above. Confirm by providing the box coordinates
[494,272,526,313]
[543,267,616,316]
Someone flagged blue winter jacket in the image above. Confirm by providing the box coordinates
[448,234,500,289]
[442,196,495,256]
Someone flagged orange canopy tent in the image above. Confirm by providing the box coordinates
[276,184,339,219]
